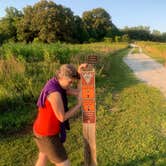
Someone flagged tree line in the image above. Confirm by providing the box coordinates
[0,0,166,44]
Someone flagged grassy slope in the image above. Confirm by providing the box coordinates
[137,41,166,64]
[1,46,166,166]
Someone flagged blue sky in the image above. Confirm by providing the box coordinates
[0,0,166,33]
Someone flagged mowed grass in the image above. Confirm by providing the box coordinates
[1,43,166,166]
[96,48,166,166]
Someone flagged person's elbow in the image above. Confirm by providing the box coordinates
[53,110,66,122]
[58,115,66,122]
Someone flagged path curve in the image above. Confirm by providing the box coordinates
[124,45,166,97]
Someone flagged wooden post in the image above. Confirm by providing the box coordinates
[81,68,97,166]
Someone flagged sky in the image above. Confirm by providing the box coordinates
[0,0,166,33]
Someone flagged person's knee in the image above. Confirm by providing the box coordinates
[38,152,48,162]
[53,159,70,166]
[35,152,48,166]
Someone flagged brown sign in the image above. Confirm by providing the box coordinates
[82,87,95,98]
[87,55,98,64]
[82,99,95,111]
[81,71,96,123]
[81,71,95,85]
[83,111,96,123]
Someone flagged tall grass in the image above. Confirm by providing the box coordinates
[0,42,128,133]
[137,41,166,64]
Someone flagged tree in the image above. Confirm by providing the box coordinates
[18,0,76,43]
[121,34,129,42]
[105,23,121,41]
[32,0,59,43]
[73,15,89,43]
[0,7,23,43]
[151,30,162,42]
[82,8,112,40]
[122,26,151,41]
[56,5,76,42]
[161,33,166,42]
[17,5,35,43]
[31,0,78,43]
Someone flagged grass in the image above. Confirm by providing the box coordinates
[98,84,166,166]
[0,42,127,134]
[96,48,166,166]
[1,42,166,166]
[132,47,140,54]
[137,41,166,64]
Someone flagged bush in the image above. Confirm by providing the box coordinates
[88,38,97,43]
[103,37,113,43]
[115,36,121,42]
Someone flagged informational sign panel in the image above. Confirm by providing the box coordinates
[81,71,96,123]
[87,55,98,64]
[81,69,97,166]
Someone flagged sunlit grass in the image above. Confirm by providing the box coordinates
[1,42,166,166]
[137,41,166,64]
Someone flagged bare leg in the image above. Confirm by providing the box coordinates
[52,159,70,166]
[35,152,48,166]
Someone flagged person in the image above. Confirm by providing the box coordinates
[33,63,87,166]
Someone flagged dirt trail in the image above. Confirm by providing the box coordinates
[124,45,166,97]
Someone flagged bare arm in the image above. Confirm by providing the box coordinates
[78,63,88,74]
[67,63,87,96]
[66,88,79,96]
[47,92,81,122]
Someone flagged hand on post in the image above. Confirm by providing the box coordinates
[78,63,88,74]
[77,63,88,90]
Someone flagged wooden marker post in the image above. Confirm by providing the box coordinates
[80,55,97,166]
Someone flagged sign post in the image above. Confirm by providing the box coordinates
[80,55,97,166]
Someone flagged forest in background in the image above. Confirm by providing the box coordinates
[0,0,166,45]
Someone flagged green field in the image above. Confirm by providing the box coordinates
[0,42,166,166]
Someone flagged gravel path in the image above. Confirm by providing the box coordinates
[123,46,166,97]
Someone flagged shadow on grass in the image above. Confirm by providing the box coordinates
[0,95,36,136]
[110,48,140,92]
[96,47,140,94]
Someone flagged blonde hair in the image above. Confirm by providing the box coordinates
[56,64,80,79]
